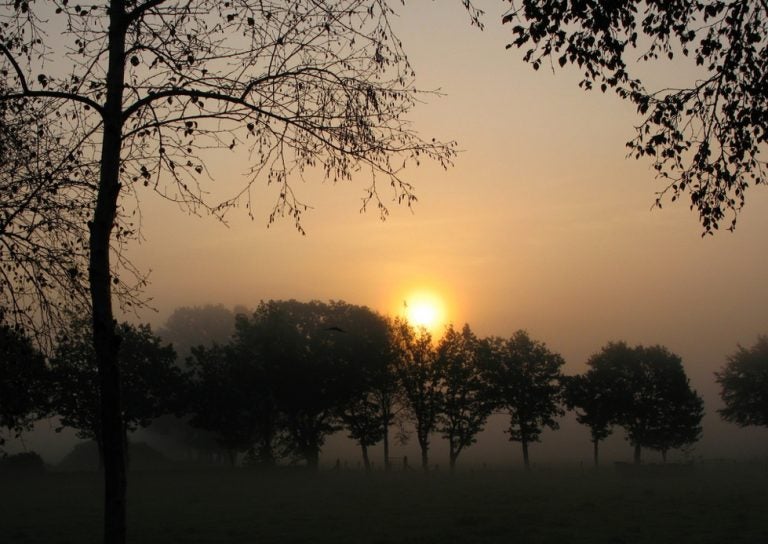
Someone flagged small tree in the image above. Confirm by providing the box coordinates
[0,325,49,448]
[562,373,614,468]
[435,324,492,471]
[484,330,565,469]
[393,318,442,471]
[50,320,182,465]
[628,346,704,463]
[334,306,395,472]
[587,342,703,464]
[716,336,768,428]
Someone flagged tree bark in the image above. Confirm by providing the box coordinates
[305,446,320,470]
[633,444,642,465]
[361,444,371,472]
[382,413,390,472]
[417,432,429,471]
[521,439,530,470]
[592,439,599,468]
[91,2,128,543]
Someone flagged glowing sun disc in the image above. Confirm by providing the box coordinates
[404,291,446,331]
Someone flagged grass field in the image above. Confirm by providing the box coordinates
[2,463,767,543]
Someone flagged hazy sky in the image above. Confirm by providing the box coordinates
[109,2,768,462]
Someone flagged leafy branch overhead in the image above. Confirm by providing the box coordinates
[504,0,768,233]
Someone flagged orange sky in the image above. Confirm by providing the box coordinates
[120,3,768,460]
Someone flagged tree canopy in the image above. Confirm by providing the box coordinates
[483,330,565,469]
[585,342,703,463]
[50,320,182,451]
[716,336,768,428]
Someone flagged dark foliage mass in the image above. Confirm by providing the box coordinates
[716,336,768,428]
[579,342,704,464]
[482,330,565,469]
[504,0,768,233]
[50,319,182,460]
[0,325,48,446]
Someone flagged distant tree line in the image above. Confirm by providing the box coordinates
[2,302,767,470]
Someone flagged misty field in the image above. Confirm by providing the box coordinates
[2,463,767,544]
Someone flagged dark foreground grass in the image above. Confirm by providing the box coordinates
[2,463,767,544]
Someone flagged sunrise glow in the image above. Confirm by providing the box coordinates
[403,290,447,334]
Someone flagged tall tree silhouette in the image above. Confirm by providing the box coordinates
[504,0,768,233]
[393,318,442,471]
[435,324,492,471]
[0,2,457,540]
[716,336,768,429]
[334,306,395,472]
[563,372,615,468]
[483,330,565,470]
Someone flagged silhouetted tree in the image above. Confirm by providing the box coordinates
[393,318,442,471]
[237,300,374,469]
[186,343,268,466]
[435,324,492,471]
[334,306,395,472]
[150,304,243,462]
[587,342,703,464]
[50,320,182,466]
[563,371,618,468]
[484,330,565,469]
[716,336,768,428]
[0,325,49,448]
[504,0,768,233]
[1,2,457,539]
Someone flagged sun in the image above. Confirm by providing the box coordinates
[403,291,446,333]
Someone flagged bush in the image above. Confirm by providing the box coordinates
[0,451,46,473]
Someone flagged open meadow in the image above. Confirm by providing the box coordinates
[2,462,767,544]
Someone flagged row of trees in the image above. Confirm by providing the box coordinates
[7,300,765,471]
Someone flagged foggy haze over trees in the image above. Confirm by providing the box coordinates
[7,299,716,475]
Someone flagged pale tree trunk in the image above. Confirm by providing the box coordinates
[449,441,459,473]
[306,445,320,470]
[417,431,429,471]
[382,411,390,472]
[91,2,128,543]
[521,439,530,470]
[382,427,390,472]
[593,439,599,468]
